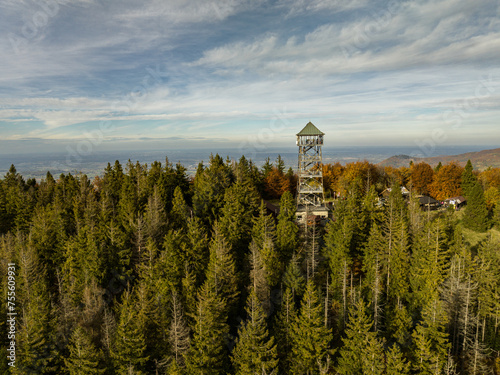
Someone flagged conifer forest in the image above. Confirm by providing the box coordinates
[1,155,500,375]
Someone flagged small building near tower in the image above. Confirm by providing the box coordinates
[295,122,329,224]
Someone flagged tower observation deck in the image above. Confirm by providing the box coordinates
[295,122,329,223]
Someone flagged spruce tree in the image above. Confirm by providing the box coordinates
[144,185,167,243]
[169,291,190,368]
[336,298,384,375]
[262,157,273,178]
[273,288,297,374]
[282,255,306,297]
[64,326,105,375]
[170,185,190,229]
[462,180,489,232]
[409,219,449,313]
[232,290,278,375]
[192,154,232,224]
[362,223,384,332]
[323,206,352,328]
[0,180,8,234]
[218,181,255,259]
[290,280,333,374]
[111,289,149,375]
[205,222,240,316]
[493,200,500,228]
[386,303,412,347]
[14,241,60,375]
[386,344,410,375]
[182,216,209,286]
[185,282,230,374]
[251,200,276,250]
[249,240,271,313]
[461,159,476,197]
[411,299,450,374]
[276,191,298,260]
[166,360,184,375]
[381,183,410,303]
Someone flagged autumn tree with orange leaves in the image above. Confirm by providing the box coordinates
[384,166,411,188]
[323,162,344,197]
[337,161,381,196]
[410,162,434,195]
[429,162,464,200]
[479,167,500,190]
[264,167,292,199]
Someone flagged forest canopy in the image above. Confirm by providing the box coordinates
[1,156,500,374]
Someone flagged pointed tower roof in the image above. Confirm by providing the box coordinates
[297,122,324,136]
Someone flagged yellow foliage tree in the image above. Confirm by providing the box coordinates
[429,162,463,200]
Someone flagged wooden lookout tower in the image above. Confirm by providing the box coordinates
[295,122,329,223]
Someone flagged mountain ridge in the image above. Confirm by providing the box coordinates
[378,147,500,171]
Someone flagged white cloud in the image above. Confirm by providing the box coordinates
[193,0,500,75]
[279,0,369,17]
[0,0,499,149]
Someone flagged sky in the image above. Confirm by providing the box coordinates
[0,0,499,156]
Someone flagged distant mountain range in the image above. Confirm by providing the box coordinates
[378,147,500,171]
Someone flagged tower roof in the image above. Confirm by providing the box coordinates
[297,122,324,136]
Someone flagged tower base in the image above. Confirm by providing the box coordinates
[295,205,329,225]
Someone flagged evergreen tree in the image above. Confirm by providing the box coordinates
[387,303,412,347]
[282,254,306,297]
[232,290,278,375]
[461,159,476,197]
[182,216,209,286]
[273,288,297,374]
[249,240,271,313]
[382,183,410,303]
[409,219,449,313]
[0,180,8,233]
[290,280,333,374]
[411,299,450,374]
[111,289,149,375]
[362,223,384,332]
[29,203,67,287]
[159,229,185,292]
[192,154,232,224]
[323,201,352,328]
[63,225,104,304]
[476,238,500,344]
[64,326,105,375]
[169,291,190,368]
[144,185,167,243]
[205,222,240,316]
[166,360,185,375]
[218,181,256,259]
[386,344,410,375]
[262,157,273,178]
[171,185,190,229]
[336,298,385,375]
[251,202,281,288]
[251,201,276,250]
[493,200,500,228]
[276,191,298,260]
[462,180,489,232]
[14,241,59,374]
[180,268,198,329]
[185,282,230,374]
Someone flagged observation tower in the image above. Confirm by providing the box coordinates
[295,122,329,223]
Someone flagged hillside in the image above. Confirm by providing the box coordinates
[378,147,500,171]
